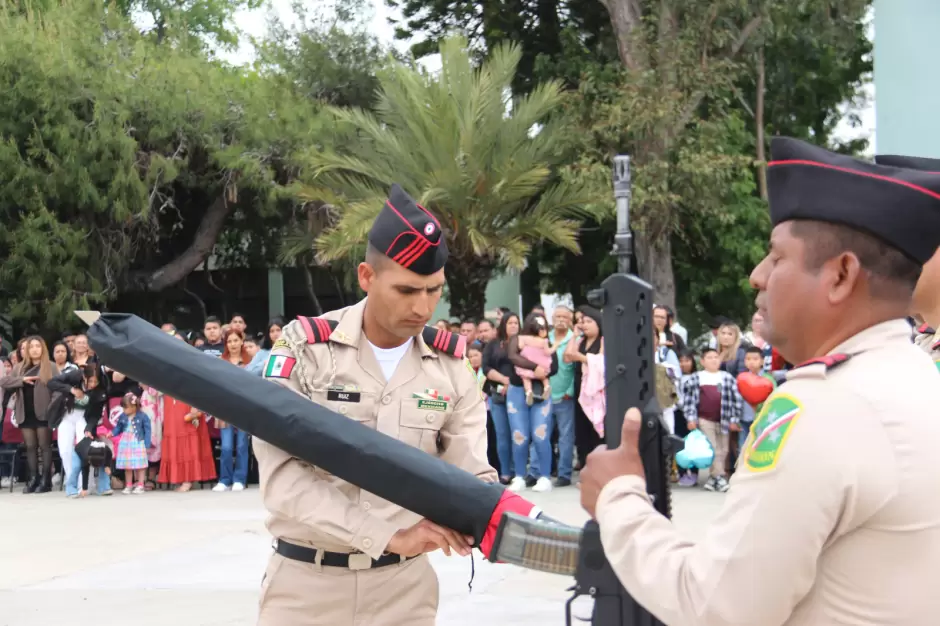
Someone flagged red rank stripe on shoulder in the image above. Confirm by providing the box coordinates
[793,353,851,371]
[918,323,934,334]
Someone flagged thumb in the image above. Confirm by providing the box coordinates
[620,407,642,450]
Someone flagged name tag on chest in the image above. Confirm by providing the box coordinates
[327,390,361,403]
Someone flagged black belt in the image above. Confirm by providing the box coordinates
[274,540,411,570]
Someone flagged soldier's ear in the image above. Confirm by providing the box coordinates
[357,262,376,293]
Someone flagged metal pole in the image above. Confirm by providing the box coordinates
[612,155,632,275]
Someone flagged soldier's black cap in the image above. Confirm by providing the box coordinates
[767,137,940,264]
[874,154,940,172]
[368,184,448,275]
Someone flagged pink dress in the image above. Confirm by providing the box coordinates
[579,353,607,437]
[514,342,553,380]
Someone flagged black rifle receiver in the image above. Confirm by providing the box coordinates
[565,155,684,626]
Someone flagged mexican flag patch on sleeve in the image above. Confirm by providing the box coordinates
[742,393,803,473]
[265,354,296,379]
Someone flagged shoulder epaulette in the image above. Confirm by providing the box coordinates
[422,326,466,359]
[918,323,935,335]
[791,353,851,373]
[296,316,338,344]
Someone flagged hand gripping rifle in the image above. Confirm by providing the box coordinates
[488,156,684,625]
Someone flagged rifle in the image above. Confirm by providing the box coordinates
[488,155,684,625]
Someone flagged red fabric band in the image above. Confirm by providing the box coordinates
[479,490,538,560]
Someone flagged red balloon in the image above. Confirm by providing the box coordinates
[736,372,774,406]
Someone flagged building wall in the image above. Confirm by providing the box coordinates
[874,0,940,157]
[430,271,522,323]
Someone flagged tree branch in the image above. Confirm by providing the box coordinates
[600,0,647,71]
[671,15,764,139]
[137,194,233,292]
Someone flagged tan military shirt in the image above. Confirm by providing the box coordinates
[595,319,940,625]
[254,299,497,560]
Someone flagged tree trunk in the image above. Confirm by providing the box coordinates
[133,194,233,292]
[330,269,347,307]
[445,255,495,321]
[302,264,324,316]
[519,253,542,316]
[755,47,768,201]
[634,230,676,312]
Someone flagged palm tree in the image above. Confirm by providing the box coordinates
[295,35,600,320]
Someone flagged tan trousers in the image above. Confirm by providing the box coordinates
[258,552,439,626]
[698,420,728,478]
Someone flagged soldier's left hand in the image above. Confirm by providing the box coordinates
[580,408,645,519]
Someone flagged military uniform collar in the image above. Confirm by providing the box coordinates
[830,318,913,356]
[331,297,438,358]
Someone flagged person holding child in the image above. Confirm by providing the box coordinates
[513,315,554,406]
[112,392,152,494]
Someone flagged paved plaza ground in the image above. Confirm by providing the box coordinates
[0,481,724,625]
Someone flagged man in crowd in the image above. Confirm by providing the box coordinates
[459,320,477,345]
[254,183,496,625]
[199,316,224,357]
[580,137,940,625]
[476,319,496,344]
[548,305,576,486]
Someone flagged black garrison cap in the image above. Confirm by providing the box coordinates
[875,154,940,172]
[767,138,940,264]
[368,184,448,275]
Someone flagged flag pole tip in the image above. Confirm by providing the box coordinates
[74,310,101,326]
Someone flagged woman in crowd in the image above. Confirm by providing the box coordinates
[49,363,108,484]
[0,336,57,492]
[51,341,77,375]
[482,313,520,484]
[247,316,285,375]
[717,322,747,377]
[506,312,559,493]
[71,334,97,371]
[157,330,218,491]
[565,306,604,470]
[214,327,251,492]
[653,305,687,354]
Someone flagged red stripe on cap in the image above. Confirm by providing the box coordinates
[296,316,316,343]
[314,317,331,342]
[392,235,422,264]
[400,240,430,269]
[768,160,940,201]
[386,199,441,248]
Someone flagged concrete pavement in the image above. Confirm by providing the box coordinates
[0,482,724,626]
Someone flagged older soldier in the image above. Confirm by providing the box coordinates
[580,137,940,625]
[254,184,497,626]
[875,154,940,363]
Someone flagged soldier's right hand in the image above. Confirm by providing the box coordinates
[386,519,473,558]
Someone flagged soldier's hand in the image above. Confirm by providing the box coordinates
[386,519,473,558]
[580,408,646,519]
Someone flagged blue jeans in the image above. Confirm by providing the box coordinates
[220,427,250,486]
[552,398,576,480]
[739,422,753,449]
[507,385,553,479]
[489,399,513,478]
[65,450,111,495]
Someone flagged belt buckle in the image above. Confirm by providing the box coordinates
[348,552,372,570]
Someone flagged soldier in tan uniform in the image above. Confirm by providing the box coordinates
[254,184,497,626]
[875,154,940,363]
[578,137,940,625]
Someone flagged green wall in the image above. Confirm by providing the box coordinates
[431,270,521,322]
[874,0,940,157]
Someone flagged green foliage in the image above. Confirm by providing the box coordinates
[256,0,395,109]
[295,36,600,318]
[0,2,321,329]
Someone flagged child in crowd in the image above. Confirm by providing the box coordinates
[738,346,779,447]
[676,349,698,486]
[65,430,113,498]
[112,392,152,494]
[514,317,553,405]
[680,347,743,493]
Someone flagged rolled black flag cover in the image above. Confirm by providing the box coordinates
[82,313,522,547]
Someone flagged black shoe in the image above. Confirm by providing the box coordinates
[35,479,52,494]
[23,476,40,494]
[524,475,537,488]
[554,477,571,487]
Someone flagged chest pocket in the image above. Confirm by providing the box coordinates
[313,391,377,428]
[399,399,450,455]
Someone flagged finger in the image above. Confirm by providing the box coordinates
[421,527,451,556]
[620,408,642,451]
[584,445,607,466]
[431,523,470,556]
